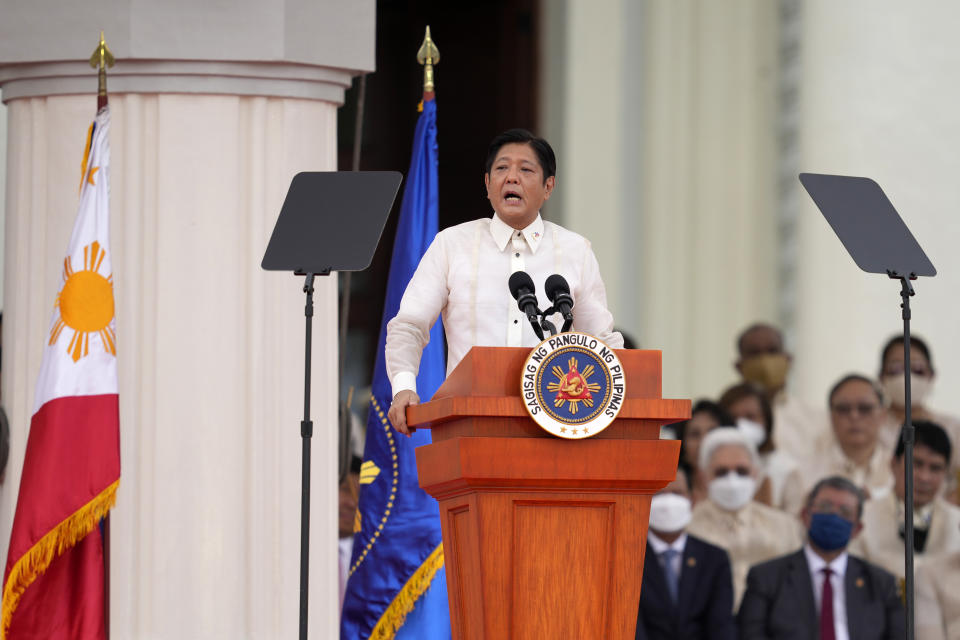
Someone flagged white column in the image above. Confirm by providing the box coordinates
[791,0,960,413]
[546,0,780,400]
[0,2,372,637]
[638,0,780,401]
[560,0,630,331]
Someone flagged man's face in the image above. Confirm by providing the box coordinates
[892,444,948,507]
[706,445,756,481]
[830,380,883,450]
[484,142,554,230]
[737,326,784,361]
[802,485,863,540]
[735,325,791,394]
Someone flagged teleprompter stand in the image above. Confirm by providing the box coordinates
[261,171,402,639]
[800,173,937,640]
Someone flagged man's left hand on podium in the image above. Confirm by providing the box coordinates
[389,390,420,436]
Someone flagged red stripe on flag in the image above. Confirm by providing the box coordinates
[8,530,105,639]
[3,394,119,639]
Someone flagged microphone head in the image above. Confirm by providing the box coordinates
[509,270,536,300]
[544,274,571,302]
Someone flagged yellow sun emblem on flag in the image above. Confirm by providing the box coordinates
[547,356,601,415]
[48,241,116,362]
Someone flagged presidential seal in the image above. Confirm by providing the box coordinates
[521,332,626,439]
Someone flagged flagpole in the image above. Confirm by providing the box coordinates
[339,26,448,639]
[89,32,114,640]
[337,72,368,485]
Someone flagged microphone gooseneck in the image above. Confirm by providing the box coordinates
[508,271,545,341]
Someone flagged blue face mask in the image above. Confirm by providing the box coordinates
[808,512,854,551]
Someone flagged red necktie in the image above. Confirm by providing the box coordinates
[820,568,836,640]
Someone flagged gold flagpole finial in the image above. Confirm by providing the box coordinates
[416,26,440,97]
[89,32,115,105]
[89,31,115,71]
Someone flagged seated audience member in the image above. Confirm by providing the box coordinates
[687,428,803,608]
[636,471,736,640]
[849,421,960,579]
[915,538,960,640]
[878,335,960,501]
[719,382,804,513]
[676,401,736,504]
[800,375,894,505]
[338,455,362,610]
[738,476,905,640]
[734,323,828,460]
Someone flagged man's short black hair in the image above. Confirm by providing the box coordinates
[828,373,884,407]
[895,420,951,464]
[735,322,783,356]
[484,129,556,182]
[880,334,934,375]
[806,475,865,521]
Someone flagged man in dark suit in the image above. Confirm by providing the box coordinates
[636,471,737,640]
[738,475,905,640]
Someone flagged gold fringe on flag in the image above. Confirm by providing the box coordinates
[1,479,119,639]
[369,542,445,639]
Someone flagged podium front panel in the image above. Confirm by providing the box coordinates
[412,346,687,640]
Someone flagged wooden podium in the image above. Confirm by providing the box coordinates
[408,347,689,639]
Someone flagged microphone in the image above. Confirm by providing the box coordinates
[545,274,575,332]
[508,271,545,341]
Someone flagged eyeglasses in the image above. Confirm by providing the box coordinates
[714,466,752,478]
[831,403,880,417]
[810,500,857,521]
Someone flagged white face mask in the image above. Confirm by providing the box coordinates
[708,473,757,512]
[649,493,692,533]
[882,373,933,408]
[736,417,767,449]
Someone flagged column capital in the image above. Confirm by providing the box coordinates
[0,60,355,104]
[0,0,373,103]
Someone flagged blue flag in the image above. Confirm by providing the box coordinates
[341,98,450,639]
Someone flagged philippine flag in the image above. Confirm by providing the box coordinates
[2,106,120,640]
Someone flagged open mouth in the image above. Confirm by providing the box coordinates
[504,190,522,203]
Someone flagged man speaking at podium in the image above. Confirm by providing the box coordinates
[386,129,623,434]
